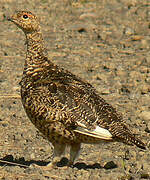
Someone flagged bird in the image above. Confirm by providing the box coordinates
[8,11,146,169]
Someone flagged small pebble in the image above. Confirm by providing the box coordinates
[139,111,150,121]
[124,27,134,35]
[79,13,97,20]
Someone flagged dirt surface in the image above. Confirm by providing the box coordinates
[0,0,150,179]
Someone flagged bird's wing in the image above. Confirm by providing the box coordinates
[37,68,123,138]
[32,66,145,148]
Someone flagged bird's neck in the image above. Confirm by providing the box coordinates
[25,30,48,68]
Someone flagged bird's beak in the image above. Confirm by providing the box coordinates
[7,17,13,22]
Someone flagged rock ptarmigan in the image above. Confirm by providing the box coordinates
[8,11,146,169]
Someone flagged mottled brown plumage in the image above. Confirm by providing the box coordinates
[8,11,146,168]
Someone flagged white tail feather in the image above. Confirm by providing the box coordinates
[74,122,112,140]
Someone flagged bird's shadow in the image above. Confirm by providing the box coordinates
[0,155,47,168]
[73,162,102,170]
[58,157,102,170]
[0,155,102,170]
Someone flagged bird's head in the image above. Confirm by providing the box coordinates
[8,11,40,33]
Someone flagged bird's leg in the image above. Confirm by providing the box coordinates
[68,143,81,167]
[34,143,66,170]
[46,142,66,169]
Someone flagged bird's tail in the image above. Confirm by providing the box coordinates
[117,131,146,150]
[111,123,146,150]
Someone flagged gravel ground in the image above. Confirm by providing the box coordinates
[0,0,150,179]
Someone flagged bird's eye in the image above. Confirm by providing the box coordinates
[23,14,28,19]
